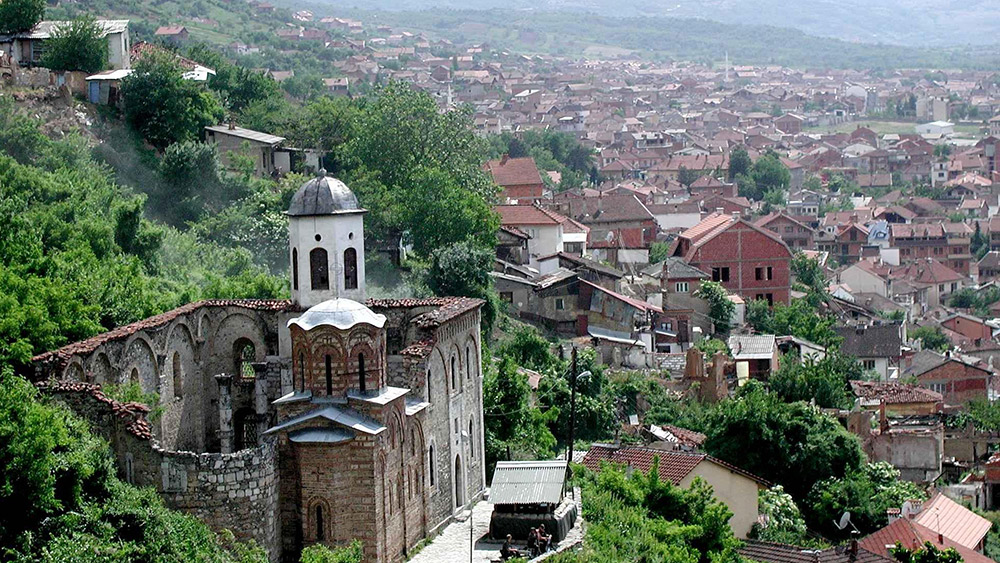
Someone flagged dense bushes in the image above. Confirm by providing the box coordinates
[0,368,267,562]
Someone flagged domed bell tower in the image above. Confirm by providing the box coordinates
[287,170,366,308]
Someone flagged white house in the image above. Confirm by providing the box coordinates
[916,121,955,136]
[0,20,131,70]
[496,205,565,269]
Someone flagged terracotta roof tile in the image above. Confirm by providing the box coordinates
[850,381,942,405]
[36,380,154,440]
[485,157,544,187]
[859,518,994,563]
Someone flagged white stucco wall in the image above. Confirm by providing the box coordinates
[289,212,367,307]
[680,460,762,539]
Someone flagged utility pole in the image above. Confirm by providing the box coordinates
[567,347,578,467]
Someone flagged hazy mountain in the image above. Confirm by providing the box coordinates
[312,0,1000,46]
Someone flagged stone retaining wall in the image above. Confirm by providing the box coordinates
[39,380,281,560]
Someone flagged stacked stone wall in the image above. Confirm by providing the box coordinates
[39,381,281,560]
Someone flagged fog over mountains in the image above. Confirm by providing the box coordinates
[316,0,1000,46]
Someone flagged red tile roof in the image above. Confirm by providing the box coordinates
[484,156,544,187]
[849,381,943,405]
[32,299,294,371]
[859,518,993,563]
[912,492,991,551]
[740,539,893,563]
[496,204,562,226]
[582,444,768,486]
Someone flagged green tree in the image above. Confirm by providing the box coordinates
[677,166,701,187]
[427,240,498,331]
[791,252,826,295]
[0,0,44,34]
[703,383,864,500]
[340,82,498,253]
[768,352,863,409]
[750,152,791,198]
[751,485,810,545]
[696,281,735,336]
[649,242,671,264]
[911,325,950,352]
[809,462,926,539]
[891,542,962,563]
[761,188,786,214]
[40,16,109,73]
[728,147,751,181]
[122,51,224,149]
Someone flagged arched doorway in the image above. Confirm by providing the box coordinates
[454,455,464,509]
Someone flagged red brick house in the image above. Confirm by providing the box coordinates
[484,155,545,203]
[672,213,793,304]
[941,313,994,347]
[755,212,815,251]
[902,350,994,405]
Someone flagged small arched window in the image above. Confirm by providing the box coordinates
[429,444,436,487]
[451,356,457,392]
[172,352,183,399]
[410,428,416,456]
[235,340,255,379]
[129,368,139,386]
[358,353,366,393]
[469,419,475,458]
[298,352,306,392]
[427,369,432,400]
[344,247,358,290]
[292,248,299,291]
[325,354,333,396]
[315,504,325,541]
[466,346,471,380]
[310,248,329,290]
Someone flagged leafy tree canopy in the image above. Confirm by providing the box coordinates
[808,462,926,540]
[40,16,109,73]
[0,0,45,34]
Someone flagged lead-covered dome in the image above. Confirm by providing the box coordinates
[287,298,386,331]
[287,170,362,216]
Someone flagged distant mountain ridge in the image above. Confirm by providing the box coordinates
[308,0,1000,47]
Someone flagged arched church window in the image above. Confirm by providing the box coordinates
[429,445,436,487]
[466,346,471,380]
[358,353,366,393]
[325,354,333,396]
[469,419,474,458]
[129,368,139,385]
[344,247,358,290]
[172,352,183,399]
[310,248,329,290]
[427,369,432,400]
[315,504,325,541]
[235,340,255,379]
[292,248,299,291]
[451,356,457,392]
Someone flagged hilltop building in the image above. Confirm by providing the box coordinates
[32,173,485,562]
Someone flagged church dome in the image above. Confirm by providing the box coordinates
[287,298,386,331]
[287,170,362,216]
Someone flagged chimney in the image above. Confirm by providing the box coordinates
[849,532,860,562]
[879,400,889,432]
[715,207,724,215]
[938,533,945,545]
[887,507,901,525]
[500,153,509,165]
[731,211,741,221]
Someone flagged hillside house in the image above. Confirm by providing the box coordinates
[0,20,131,70]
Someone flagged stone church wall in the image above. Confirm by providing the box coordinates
[38,380,281,560]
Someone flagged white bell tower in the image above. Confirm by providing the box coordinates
[286,170,366,308]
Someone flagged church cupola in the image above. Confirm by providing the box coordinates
[287,170,366,308]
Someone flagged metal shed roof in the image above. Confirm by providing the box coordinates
[489,460,567,505]
[205,125,285,145]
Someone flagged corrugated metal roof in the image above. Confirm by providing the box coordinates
[289,427,354,444]
[728,334,776,360]
[205,125,285,145]
[912,492,992,551]
[489,460,567,505]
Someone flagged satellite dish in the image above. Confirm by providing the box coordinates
[605,231,615,243]
[834,512,859,532]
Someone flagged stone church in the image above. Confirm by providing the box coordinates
[31,173,486,562]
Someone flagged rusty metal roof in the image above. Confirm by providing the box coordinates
[489,460,567,505]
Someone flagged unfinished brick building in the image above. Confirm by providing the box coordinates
[31,172,486,562]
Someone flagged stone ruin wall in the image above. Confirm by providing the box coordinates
[39,381,281,561]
